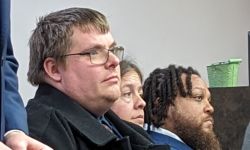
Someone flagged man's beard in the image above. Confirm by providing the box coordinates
[172,112,221,150]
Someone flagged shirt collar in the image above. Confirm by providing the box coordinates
[144,124,184,143]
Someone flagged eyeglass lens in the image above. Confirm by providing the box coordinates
[90,47,124,65]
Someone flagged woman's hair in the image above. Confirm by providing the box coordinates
[143,64,200,128]
[120,59,143,82]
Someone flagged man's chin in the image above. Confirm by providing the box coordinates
[104,87,120,102]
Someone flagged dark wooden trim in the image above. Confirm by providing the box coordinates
[210,87,250,150]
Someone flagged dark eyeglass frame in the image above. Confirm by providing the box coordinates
[61,46,124,65]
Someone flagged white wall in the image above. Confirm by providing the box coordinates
[11,0,250,105]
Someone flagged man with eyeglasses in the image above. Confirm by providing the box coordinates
[26,7,169,150]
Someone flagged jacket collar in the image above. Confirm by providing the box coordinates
[35,84,117,146]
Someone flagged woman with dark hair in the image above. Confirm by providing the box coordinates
[143,64,221,150]
[111,60,146,127]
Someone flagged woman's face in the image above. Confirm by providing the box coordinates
[111,70,146,127]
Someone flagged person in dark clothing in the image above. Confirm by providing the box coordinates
[26,7,169,150]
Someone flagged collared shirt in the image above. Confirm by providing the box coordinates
[144,124,192,150]
[144,124,184,143]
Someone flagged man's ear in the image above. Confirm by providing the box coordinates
[43,57,62,82]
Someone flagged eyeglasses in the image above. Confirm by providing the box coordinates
[62,46,124,65]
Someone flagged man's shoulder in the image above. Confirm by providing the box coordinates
[149,131,192,150]
[26,97,61,136]
[26,96,54,118]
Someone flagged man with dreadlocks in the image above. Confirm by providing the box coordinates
[143,64,221,150]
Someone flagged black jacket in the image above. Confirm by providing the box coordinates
[26,84,169,150]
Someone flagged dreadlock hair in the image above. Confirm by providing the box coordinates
[143,64,200,129]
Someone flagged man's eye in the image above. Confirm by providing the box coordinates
[89,49,99,55]
[193,95,203,101]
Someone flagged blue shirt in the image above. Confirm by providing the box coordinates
[145,125,192,150]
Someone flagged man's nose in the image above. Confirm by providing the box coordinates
[104,52,120,69]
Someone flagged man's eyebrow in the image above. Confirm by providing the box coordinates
[85,41,117,51]
[191,87,206,94]
[192,87,204,91]
[90,41,117,50]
